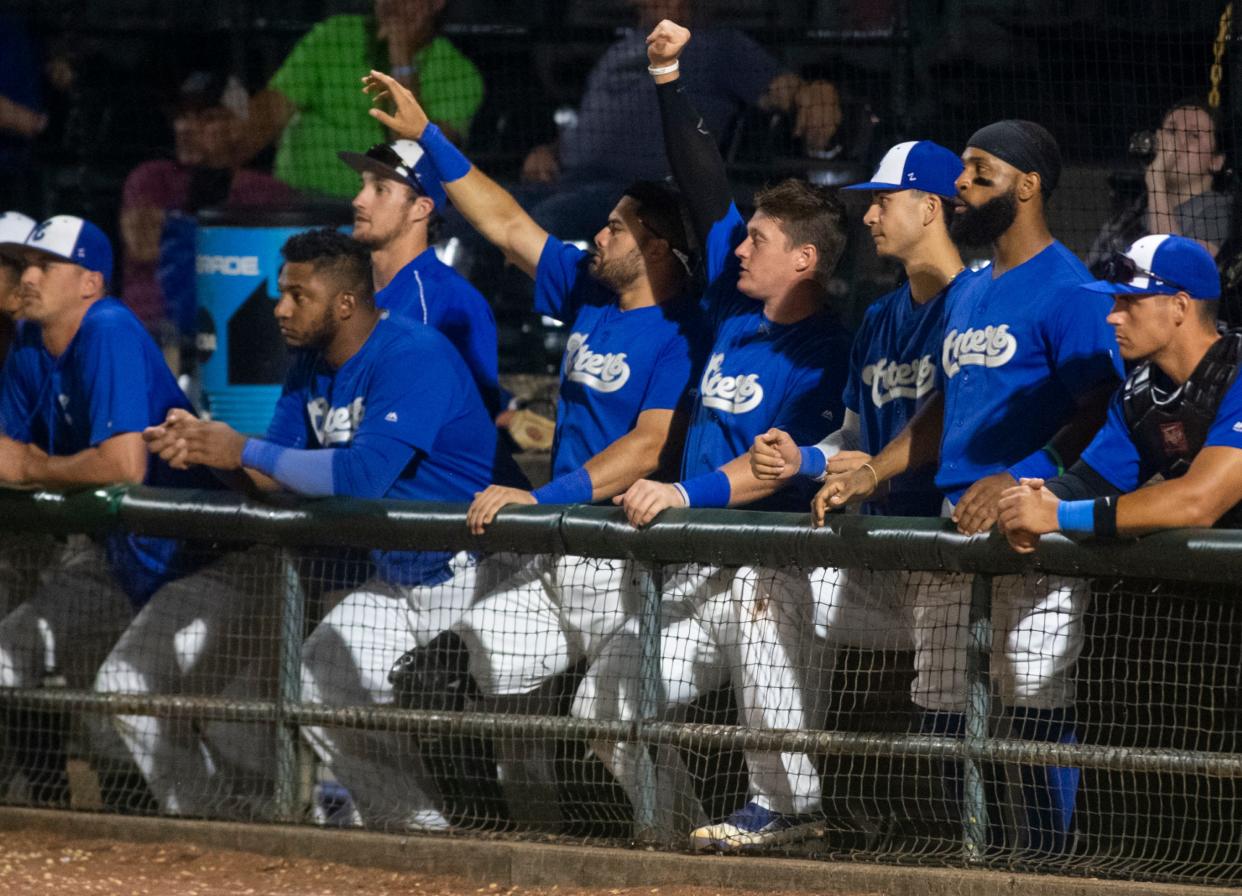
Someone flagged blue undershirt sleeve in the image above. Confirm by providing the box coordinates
[242,433,418,499]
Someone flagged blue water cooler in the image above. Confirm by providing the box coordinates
[195,205,349,435]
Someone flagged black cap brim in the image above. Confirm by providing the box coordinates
[338,150,415,189]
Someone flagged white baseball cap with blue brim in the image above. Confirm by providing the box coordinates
[19,215,114,285]
[0,211,37,264]
[1083,234,1220,300]
[338,139,448,209]
[843,140,964,199]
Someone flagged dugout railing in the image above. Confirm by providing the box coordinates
[1,485,1241,887]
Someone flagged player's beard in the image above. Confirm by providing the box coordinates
[351,223,395,251]
[286,307,338,353]
[589,247,644,294]
[950,188,1019,246]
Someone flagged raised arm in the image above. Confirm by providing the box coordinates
[647,21,733,248]
[364,70,548,278]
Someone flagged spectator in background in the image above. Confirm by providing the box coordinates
[0,15,47,210]
[0,212,35,364]
[119,72,293,339]
[238,0,484,198]
[1087,98,1230,268]
[517,0,842,239]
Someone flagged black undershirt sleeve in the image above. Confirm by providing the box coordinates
[1045,460,1123,501]
[655,79,733,247]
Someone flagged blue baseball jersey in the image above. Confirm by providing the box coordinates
[683,204,851,511]
[844,273,976,516]
[0,297,215,606]
[936,242,1122,504]
[1081,368,1242,492]
[266,314,526,585]
[534,235,704,479]
[375,247,502,416]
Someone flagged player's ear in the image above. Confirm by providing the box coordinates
[81,269,105,299]
[795,243,817,274]
[336,289,358,318]
[923,194,940,227]
[409,195,436,224]
[1016,171,1041,202]
[1172,291,1193,324]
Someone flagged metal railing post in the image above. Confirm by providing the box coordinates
[273,550,308,823]
[633,561,665,842]
[962,572,992,860]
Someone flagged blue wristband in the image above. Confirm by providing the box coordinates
[1056,499,1094,535]
[241,438,282,476]
[531,467,593,505]
[419,122,471,182]
[799,446,827,477]
[1008,448,1058,482]
[677,470,732,508]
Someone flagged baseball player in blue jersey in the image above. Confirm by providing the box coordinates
[694,139,979,851]
[114,228,525,823]
[0,215,211,808]
[361,69,703,827]
[819,120,1123,854]
[0,211,34,345]
[565,20,851,843]
[999,235,1242,542]
[340,139,505,417]
[0,211,44,622]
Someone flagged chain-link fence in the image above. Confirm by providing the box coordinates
[1,487,1242,887]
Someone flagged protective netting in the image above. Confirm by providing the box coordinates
[1,2,1237,350]
[1,508,1242,888]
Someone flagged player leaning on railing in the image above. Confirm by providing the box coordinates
[320,67,702,831]
[0,215,215,812]
[816,120,1123,855]
[710,139,980,851]
[119,227,526,823]
[565,18,854,843]
[998,235,1242,543]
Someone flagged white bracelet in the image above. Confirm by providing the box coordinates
[647,61,680,76]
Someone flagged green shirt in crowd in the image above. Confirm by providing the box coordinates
[270,15,484,197]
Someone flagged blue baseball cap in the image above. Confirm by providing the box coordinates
[843,140,963,199]
[23,215,113,284]
[339,139,448,209]
[1083,234,1220,300]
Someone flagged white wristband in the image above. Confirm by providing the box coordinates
[647,61,680,76]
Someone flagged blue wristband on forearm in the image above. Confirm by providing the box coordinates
[241,438,282,476]
[419,122,472,182]
[1056,499,1094,535]
[677,470,732,508]
[531,467,593,505]
[799,446,827,477]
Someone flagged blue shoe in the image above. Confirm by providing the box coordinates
[311,782,362,828]
[689,801,822,851]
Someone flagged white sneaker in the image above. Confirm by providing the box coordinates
[404,808,452,832]
[689,801,823,852]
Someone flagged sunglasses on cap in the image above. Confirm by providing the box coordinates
[1094,251,1189,293]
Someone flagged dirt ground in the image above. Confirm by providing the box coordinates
[0,831,883,896]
